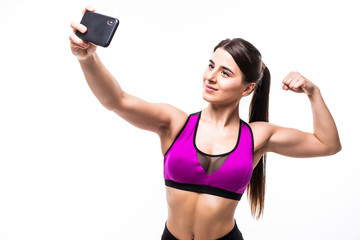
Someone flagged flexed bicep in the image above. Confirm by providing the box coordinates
[266,125,333,158]
[261,72,341,158]
[251,121,339,161]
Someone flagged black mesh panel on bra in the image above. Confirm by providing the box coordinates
[196,151,230,174]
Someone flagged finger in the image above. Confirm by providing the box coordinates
[291,73,306,90]
[282,71,296,86]
[293,77,305,90]
[288,74,301,89]
[285,72,303,89]
[282,84,289,91]
[69,32,90,48]
[69,38,89,50]
[70,41,88,51]
[282,72,292,85]
[70,21,87,33]
[82,5,96,15]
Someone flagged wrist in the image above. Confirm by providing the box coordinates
[78,53,97,64]
[308,86,321,101]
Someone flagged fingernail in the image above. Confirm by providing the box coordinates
[81,26,87,32]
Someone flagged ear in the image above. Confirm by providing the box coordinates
[242,83,256,96]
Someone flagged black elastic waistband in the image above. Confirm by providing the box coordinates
[165,179,242,201]
[162,220,243,240]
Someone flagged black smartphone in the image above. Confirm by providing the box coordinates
[76,11,119,47]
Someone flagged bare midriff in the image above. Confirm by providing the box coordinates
[165,186,239,240]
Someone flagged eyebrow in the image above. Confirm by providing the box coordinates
[209,60,235,75]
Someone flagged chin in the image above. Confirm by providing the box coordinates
[202,91,220,104]
[202,91,240,107]
[202,91,212,103]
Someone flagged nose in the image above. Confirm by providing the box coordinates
[206,70,217,83]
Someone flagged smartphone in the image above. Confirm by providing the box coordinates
[76,11,119,47]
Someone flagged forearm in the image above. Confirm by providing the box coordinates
[308,87,341,153]
[78,53,123,110]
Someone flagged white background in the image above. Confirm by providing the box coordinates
[0,0,359,239]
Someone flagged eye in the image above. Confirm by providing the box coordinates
[222,71,230,77]
[208,63,214,69]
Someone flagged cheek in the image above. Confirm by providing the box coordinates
[219,79,242,92]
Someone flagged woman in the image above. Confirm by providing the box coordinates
[69,7,341,240]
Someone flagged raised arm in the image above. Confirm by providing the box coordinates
[76,53,185,133]
[69,7,187,153]
[251,72,341,166]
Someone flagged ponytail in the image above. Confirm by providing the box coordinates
[246,65,271,219]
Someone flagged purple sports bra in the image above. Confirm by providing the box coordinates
[164,112,254,201]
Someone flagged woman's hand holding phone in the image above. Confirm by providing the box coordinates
[69,6,97,60]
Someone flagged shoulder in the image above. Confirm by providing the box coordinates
[158,106,193,155]
[158,104,188,137]
[159,103,189,133]
[248,121,278,152]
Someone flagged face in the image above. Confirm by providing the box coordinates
[202,48,255,106]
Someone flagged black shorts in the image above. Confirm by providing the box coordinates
[161,220,244,240]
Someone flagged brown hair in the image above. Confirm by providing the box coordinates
[214,38,271,219]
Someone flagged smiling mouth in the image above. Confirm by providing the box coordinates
[205,84,218,91]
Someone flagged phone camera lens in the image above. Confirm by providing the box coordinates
[107,19,115,26]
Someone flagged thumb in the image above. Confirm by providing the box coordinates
[282,84,289,91]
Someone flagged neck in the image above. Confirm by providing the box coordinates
[202,103,240,128]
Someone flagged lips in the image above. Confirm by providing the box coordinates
[205,84,218,91]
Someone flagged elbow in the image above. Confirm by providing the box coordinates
[102,101,123,112]
[100,96,125,112]
[102,101,118,111]
[333,142,342,154]
[326,141,342,156]
[97,99,116,111]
